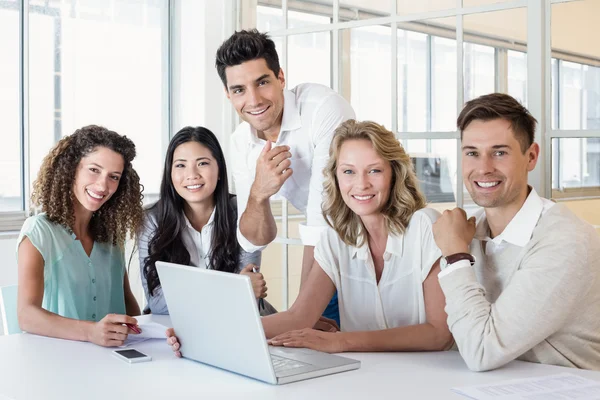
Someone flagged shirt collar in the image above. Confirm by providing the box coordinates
[183,206,216,232]
[474,186,544,247]
[351,231,404,261]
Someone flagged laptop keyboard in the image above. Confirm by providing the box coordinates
[271,354,310,372]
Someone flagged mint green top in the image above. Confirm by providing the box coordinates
[16,214,126,322]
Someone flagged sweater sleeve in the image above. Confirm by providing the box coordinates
[439,227,593,372]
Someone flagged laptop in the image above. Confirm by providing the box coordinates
[156,261,360,385]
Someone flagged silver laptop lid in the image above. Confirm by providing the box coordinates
[156,261,277,384]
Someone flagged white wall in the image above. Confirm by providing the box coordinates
[0,234,18,335]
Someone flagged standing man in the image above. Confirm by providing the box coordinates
[216,29,355,326]
[433,93,600,371]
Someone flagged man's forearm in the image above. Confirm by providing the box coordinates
[239,194,277,246]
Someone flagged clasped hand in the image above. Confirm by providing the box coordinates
[250,141,293,201]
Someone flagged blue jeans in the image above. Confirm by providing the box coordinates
[321,291,340,327]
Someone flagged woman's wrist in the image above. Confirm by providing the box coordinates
[79,320,94,342]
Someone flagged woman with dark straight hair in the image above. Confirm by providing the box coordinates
[139,126,275,315]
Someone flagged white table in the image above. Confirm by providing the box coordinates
[1,315,600,400]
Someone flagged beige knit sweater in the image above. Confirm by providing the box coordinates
[440,204,600,372]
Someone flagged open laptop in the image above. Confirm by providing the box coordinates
[156,261,360,385]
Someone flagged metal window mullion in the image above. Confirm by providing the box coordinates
[281,0,287,82]
[391,19,398,133]
[402,33,408,133]
[456,4,464,208]
[496,47,508,93]
[332,0,339,91]
[579,64,585,129]
[549,130,600,138]
[281,199,289,310]
[426,34,432,140]
[166,0,173,143]
[20,0,30,215]
[544,0,554,197]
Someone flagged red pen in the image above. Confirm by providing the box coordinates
[126,323,141,334]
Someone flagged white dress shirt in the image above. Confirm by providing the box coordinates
[313,208,442,332]
[138,201,261,315]
[439,187,555,278]
[230,83,355,252]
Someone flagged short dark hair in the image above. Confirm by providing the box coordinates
[215,29,281,88]
[457,93,537,153]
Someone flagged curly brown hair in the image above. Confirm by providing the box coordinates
[31,125,144,246]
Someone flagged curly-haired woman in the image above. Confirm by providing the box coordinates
[167,120,452,357]
[16,125,144,347]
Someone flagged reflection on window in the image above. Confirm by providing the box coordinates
[28,0,167,204]
[553,138,600,192]
[0,1,21,211]
[402,139,457,205]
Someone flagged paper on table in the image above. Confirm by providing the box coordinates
[453,373,600,400]
[120,321,169,348]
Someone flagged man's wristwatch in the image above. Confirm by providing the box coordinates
[440,253,476,270]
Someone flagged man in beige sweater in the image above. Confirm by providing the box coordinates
[433,93,600,372]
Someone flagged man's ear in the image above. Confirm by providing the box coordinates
[278,68,285,88]
[224,85,231,100]
[527,142,540,172]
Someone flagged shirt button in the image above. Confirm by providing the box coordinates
[92,314,96,319]
[92,279,96,284]
[93,296,96,301]
[88,262,92,267]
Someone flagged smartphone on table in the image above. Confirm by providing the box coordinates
[112,349,152,363]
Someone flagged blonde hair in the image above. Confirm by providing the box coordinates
[322,120,426,247]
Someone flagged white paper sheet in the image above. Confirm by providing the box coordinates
[453,373,600,400]
[120,321,169,347]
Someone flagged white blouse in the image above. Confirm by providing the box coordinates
[314,208,442,332]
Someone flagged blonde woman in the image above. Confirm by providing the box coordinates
[167,120,451,356]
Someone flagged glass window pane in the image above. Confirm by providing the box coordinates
[508,50,527,106]
[257,5,284,32]
[552,138,600,192]
[401,139,457,207]
[463,8,527,103]
[398,29,427,132]
[552,0,600,131]
[432,27,457,132]
[289,1,332,28]
[343,25,392,129]
[0,1,21,212]
[463,42,495,102]
[287,31,331,89]
[28,0,168,204]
